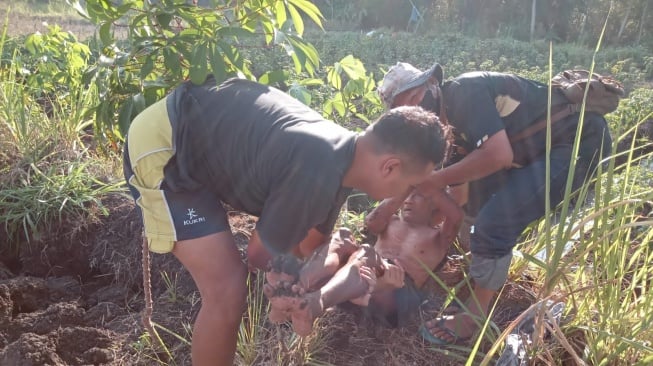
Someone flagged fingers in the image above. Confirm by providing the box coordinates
[359,266,377,288]
[384,262,405,288]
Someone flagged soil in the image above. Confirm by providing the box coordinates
[0,193,537,366]
[0,8,541,365]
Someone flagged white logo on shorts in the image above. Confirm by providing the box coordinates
[183,208,206,226]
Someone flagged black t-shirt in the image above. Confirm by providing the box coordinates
[163,77,356,255]
[438,71,567,154]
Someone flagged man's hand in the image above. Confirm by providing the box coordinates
[377,259,405,289]
[365,188,412,235]
[416,170,447,198]
[350,266,378,306]
[247,230,272,271]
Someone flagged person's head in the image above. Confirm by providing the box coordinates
[348,106,450,201]
[378,62,444,109]
[400,190,436,226]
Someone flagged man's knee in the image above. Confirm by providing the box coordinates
[469,253,512,291]
[200,265,248,313]
[470,217,518,259]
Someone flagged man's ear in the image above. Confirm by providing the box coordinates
[380,157,402,178]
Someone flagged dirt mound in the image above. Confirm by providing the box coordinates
[0,194,154,365]
[0,193,536,365]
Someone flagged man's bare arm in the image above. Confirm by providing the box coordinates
[246,230,271,271]
[365,188,412,235]
[430,188,464,246]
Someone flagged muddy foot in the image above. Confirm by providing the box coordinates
[265,281,304,324]
[270,293,322,337]
[267,255,303,283]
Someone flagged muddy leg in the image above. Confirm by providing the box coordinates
[317,244,384,308]
[298,228,360,291]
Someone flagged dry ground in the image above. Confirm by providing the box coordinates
[0,193,537,365]
[0,3,542,364]
[0,1,96,39]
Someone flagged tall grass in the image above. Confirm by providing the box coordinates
[0,20,122,249]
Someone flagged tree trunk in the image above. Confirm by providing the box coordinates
[618,1,631,40]
[530,0,537,42]
[637,0,650,44]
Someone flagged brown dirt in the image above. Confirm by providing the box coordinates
[0,192,537,365]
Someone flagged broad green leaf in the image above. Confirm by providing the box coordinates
[118,97,134,134]
[163,48,182,77]
[216,26,255,38]
[287,3,304,35]
[260,18,274,45]
[209,43,227,83]
[331,93,346,116]
[287,0,323,29]
[297,78,323,87]
[140,57,155,79]
[288,84,311,105]
[274,0,287,28]
[218,41,245,70]
[323,98,333,115]
[99,21,113,46]
[258,70,288,85]
[288,35,319,67]
[189,43,208,85]
[156,13,173,30]
[68,0,90,19]
[132,93,147,115]
[339,55,366,80]
[24,34,40,55]
[327,67,341,90]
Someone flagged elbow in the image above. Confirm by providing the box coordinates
[499,147,514,169]
[450,204,464,224]
[364,217,384,236]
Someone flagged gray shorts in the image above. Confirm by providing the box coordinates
[469,253,513,291]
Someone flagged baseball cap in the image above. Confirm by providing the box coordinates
[378,62,443,108]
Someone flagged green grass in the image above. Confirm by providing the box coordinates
[0,2,652,364]
[0,0,82,19]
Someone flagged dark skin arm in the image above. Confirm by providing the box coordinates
[418,130,514,195]
[429,188,464,246]
[364,188,412,235]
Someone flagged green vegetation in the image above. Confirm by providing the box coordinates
[0,0,651,365]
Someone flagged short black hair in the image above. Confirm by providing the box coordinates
[367,106,450,171]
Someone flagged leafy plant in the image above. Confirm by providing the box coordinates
[68,0,324,142]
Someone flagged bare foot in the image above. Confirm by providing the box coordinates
[267,255,302,285]
[268,305,290,323]
[350,266,376,306]
[299,228,359,290]
[266,271,297,288]
[269,292,323,336]
[422,313,476,344]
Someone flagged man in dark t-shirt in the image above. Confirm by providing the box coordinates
[123,76,450,366]
[377,63,612,345]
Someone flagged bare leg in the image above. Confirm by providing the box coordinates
[172,232,247,366]
[297,228,360,291]
[275,244,384,336]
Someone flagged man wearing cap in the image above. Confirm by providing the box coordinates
[377,63,612,345]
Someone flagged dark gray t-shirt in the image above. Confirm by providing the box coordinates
[163,77,356,255]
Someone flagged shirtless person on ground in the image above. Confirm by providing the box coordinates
[265,189,463,335]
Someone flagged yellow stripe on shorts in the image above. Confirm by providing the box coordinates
[126,97,177,253]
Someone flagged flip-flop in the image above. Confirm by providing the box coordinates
[419,318,463,345]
